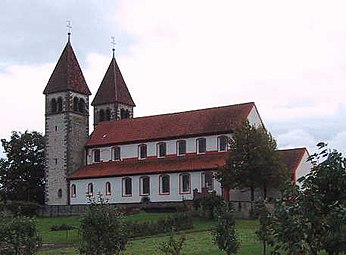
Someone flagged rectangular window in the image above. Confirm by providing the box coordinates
[158,143,167,157]
[93,149,101,163]
[160,175,170,194]
[140,176,150,195]
[180,174,191,193]
[218,136,228,152]
[177,140,186,156]
[139,144,147,159]
[202,172,214,191]
[123,178,132,196]
[197,138,206,154]
[113,147,121,161]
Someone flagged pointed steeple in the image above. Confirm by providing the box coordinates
[91,57,135,106]
[43,42,91,95]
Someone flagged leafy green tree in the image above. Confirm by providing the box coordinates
[270,143,346,255]
[213,203,239,255]
[0,131,45,204]
[218,121,287,201]
[79,193,128,255]
[0,216,41,255]
[158,229,186,255]
[255,200,273,255]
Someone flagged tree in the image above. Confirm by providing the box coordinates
[0,131,45,204]
[158,229,186,255]
[270,143,346,255]
[79,193,128,255]
[218,121,287,202]
[255,200,273,255]
[0,216,41,255]
[213,202,239,255]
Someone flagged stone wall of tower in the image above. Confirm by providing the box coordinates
[45,91,89,205]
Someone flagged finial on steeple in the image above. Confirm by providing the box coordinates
[111,36,116,58]
[66,21,72,42]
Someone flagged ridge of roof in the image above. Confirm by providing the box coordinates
[91,57,135,106]
[43,42,91,95]
[86,102,256,147]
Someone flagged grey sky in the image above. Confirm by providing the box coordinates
[1,0,346,158]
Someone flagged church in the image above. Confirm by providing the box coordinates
[43,37,311,206]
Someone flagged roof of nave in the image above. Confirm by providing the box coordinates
[87,102,257,147]
[68,148,308,180]
[91,57,135,106]
[68,152,227,180]
[43,42,91,95]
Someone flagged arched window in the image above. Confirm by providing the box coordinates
[120,109,126,119]
[78,98,85,113]
[177,140,186,156]
[99,109,105,122]
[112,146,121,161]
[138,144,147,159]
[106,108,111,120]
[160,175,170,195]
[179,174,191,193]
[70,184,76,198]
[218,136,228,152]
[122,177,132,196]
[73,97,78,111]
[202,172,214,191]
[58,188,62,198]
[93,149,100,163]
[140,176,150,195]
[51,98,57,113]
[105,182,111,196]
[197,138,206,154]
[57,97,63,112]
[87,183,93,196]
[157,142,167,158]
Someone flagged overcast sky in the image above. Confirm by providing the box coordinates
[1,0,346,158]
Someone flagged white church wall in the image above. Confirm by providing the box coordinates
[70,170,222,205]
[295,150,312,182]
[247,106,263,127]
[86,134,232,164]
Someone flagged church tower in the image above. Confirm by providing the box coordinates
[91,50,135,126]
[43,37,91,205]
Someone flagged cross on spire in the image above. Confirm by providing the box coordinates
[66,21,72,42]
[111,36,116,58]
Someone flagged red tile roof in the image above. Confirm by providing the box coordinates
[91,58,135,106]
[43,42,91,95]
[68,148,307,180]
[68,153,227,180]
[86,102,256,147]
[279,148,308,175]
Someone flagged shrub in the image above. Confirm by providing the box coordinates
[0,216,41,255]
[50,223,75,231]
[193,195,224,219]
[6,201,40,216]
[158,229,186,255]
[79,194,128,255]
[126,212,193,238]
[213,203,239,255]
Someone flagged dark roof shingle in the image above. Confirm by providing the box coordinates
[91,58,135,106]
[43,42,91,95]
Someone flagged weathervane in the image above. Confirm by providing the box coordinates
[111,36,116,58]
[66,21,72,42]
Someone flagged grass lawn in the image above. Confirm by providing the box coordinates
[36,212,264,255]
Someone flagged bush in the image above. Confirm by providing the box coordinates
[6,201,40,216]
[50,223,75,231]
[0,216,41,255]
[158,229,186,255]
[126,212,193,238]
[193,195,224,219]
[79,194,128,255]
